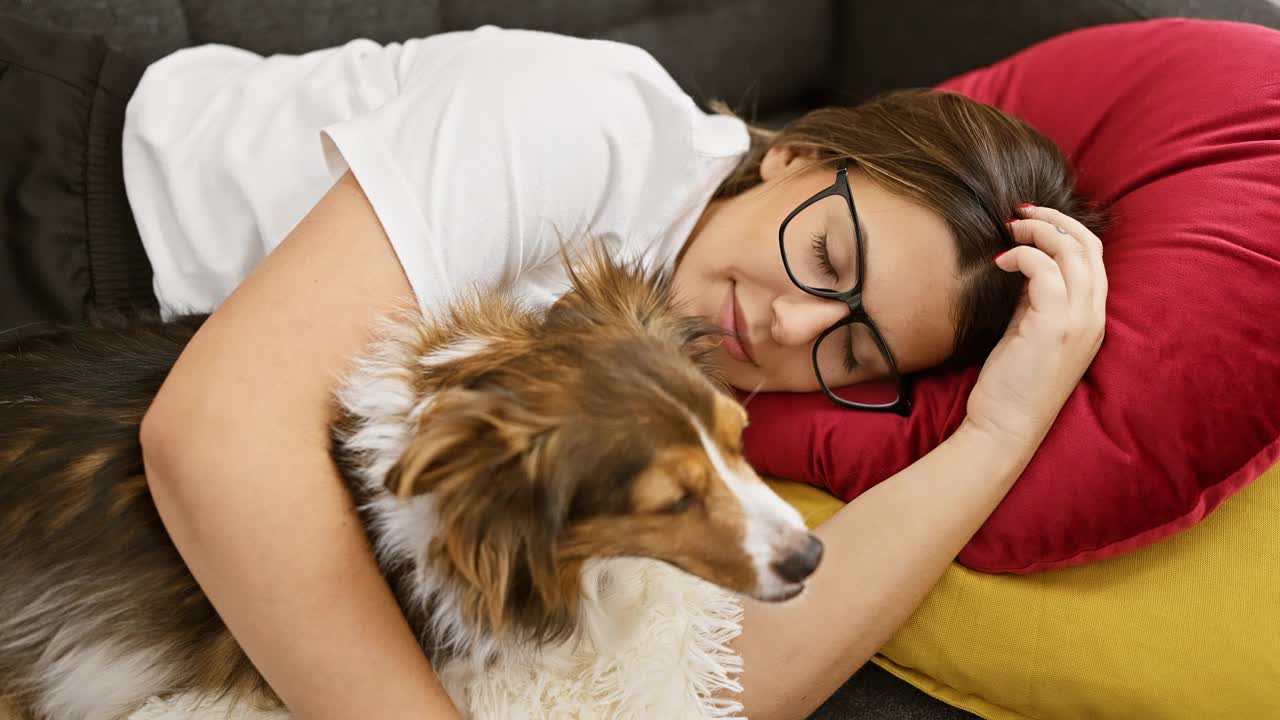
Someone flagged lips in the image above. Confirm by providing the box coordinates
[719,282,757,365]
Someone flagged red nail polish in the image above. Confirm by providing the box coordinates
[1007,218,1019,223]
[1017,202,1035,208]
[995,250,1009,261]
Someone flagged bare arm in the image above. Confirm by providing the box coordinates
[733,420,1034,719]
[732,204,1109,720]
[140,172,461,719]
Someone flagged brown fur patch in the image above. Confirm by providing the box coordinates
[0,432,35,470]
[45,451,113,531]
[108,474,151,518]
[0,694,28,720]
[629,445,709,514]
[710,393,748,458]
[188,629,279,711]
[559,442,757,595]
[0,502,35,539]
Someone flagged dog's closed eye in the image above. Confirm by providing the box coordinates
[657,488,697,515]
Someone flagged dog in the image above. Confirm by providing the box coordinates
[0,247,822,720]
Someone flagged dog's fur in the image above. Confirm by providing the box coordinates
[0,248,821,720]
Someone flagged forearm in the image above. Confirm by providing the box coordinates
[731,421,1038,720]
[139,172,461,719]
[142,430,460,720]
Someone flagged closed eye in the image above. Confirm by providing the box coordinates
[810,231,839,281]
[842,325,861,374]
[658,489,697,514]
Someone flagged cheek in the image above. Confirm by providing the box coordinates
[721,353,822,394]
[869,293,959,374]
[768,359,823,393]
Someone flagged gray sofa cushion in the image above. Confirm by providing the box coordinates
[0,0,834,123]
[5,0,1278,123]
[832,0,1280,104]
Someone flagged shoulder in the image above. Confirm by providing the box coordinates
[417,27,697,134]
[451,27,680,87]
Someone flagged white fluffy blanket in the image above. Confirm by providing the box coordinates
[128,558,745,720]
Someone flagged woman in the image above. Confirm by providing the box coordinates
[0,19,1106,720]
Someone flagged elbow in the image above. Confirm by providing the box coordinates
[139,388,228,533]
[139,388,202,495]
[140,402,168,457]
[139,399,179,490]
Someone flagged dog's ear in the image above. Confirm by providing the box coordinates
[385,388,545,498]
[388,388,578,641]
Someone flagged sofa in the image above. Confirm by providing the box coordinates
[5,1,1278,718]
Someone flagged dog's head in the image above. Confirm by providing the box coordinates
[387,247,821,645]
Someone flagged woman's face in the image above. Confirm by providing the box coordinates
[672,146,963,393]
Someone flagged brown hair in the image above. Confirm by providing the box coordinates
[711,90,1107,370]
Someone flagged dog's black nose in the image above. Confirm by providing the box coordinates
[772,534,824,583]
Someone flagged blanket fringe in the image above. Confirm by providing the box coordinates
[129,558,744,720]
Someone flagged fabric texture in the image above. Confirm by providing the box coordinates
[768,459,1280,720]
[126,558,747,720]
[0,16,154,349]
[14,0,1280,126]
[743,18,1280,574]
[123,26,748,318]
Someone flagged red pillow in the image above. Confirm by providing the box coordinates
[742,19,1280,573]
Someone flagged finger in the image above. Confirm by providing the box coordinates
[1016,203,1109,319]
[1014,204,1100,256]
[994,245,1067,319]
[1008,217,1092,307]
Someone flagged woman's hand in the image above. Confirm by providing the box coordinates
[963,204,1108,448]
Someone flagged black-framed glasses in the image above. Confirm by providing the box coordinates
[778,160,912,416]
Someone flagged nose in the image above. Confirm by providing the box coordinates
[771,534,824,583]
[770,293,848,348]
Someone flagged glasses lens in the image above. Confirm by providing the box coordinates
[814,320,899,402]
[783,195,860,293]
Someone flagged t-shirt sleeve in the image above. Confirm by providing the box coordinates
[320,28,707,315]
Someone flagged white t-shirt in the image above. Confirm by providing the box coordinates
[121,26,750,319]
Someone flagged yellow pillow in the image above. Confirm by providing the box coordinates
[765,462,1280,720]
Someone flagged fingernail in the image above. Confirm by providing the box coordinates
[995,250,1009,261]
[1006,218,1019,224]
[1016,202,1035,209]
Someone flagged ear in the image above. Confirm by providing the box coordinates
[387,389,578,640]
[437,473,577,642]
[760,143,823,182]
[385,388,544,499]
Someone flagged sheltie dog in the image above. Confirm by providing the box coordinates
[0,248,822,720]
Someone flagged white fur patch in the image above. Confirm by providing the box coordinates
[694,423,807,595]
[334,331,420,494]
[36,640,175,720]
[445,558,745,720]
[128,560,746,720]
[129,696,288,720]
[333,324,500,666]
[418,337,490,370]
